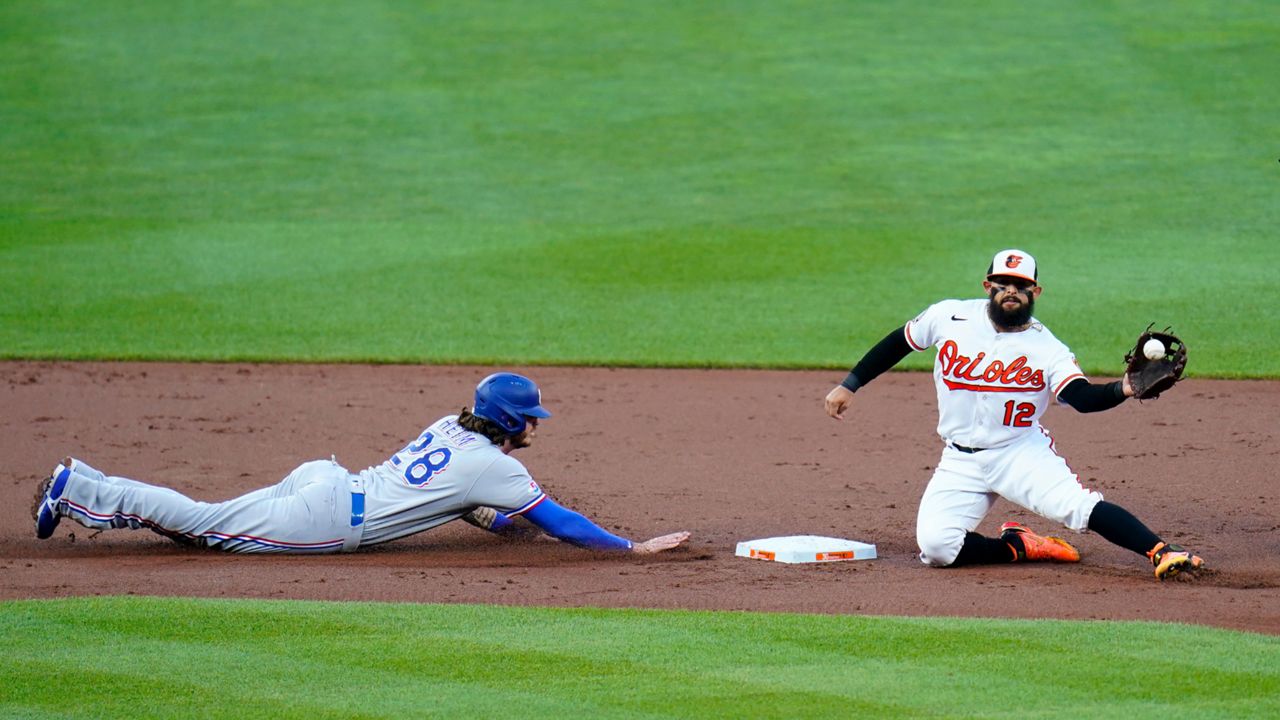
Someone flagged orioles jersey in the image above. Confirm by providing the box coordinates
[905,298,1085,449]
[355,414,546,546]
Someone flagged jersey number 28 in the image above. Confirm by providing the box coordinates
[395,432,453,487]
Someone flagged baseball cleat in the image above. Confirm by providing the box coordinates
[999,521,1080,563]
[1148,542,1204,580]
[32,462,72,539]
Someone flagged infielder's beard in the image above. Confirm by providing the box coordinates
[987,289,1035,330]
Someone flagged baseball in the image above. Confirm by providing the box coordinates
[1143,338,1165,360]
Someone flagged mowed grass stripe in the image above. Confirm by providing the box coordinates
[3,1,1278,374]
[3,597,1278,719]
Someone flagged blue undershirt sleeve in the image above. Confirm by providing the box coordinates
[523,498,634,551]
[487,511,515,533]
[460,507,517,534]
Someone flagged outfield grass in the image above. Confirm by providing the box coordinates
[5,3,1277,717]
[3,597,1277,719]
[3,1,1278,375]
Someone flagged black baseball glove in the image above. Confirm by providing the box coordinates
[1124,325,1187,400]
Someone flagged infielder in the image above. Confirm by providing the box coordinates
[33,372,690,556]
[824,250,1203,579]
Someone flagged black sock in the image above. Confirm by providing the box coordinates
[950,531,1016,566]
[1087,501,1161,556]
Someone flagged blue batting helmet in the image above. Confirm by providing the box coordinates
[473,372,552,435]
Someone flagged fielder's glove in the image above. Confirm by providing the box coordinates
[1124,325,1188,400]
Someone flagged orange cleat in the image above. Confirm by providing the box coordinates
[999,522,1081,563]
[1148,542,1204,580]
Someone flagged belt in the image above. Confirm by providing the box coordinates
[349,474,365,527]
[341,485,366,553]
[336,463,366,553]
[950,442,987,454]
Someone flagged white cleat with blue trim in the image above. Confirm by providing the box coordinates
[33,459,72,539]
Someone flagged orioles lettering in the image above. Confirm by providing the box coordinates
[938,340,1045,391]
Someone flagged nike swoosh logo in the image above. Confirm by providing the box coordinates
[951,315,967,321]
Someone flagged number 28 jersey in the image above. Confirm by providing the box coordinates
[905,299,1086,449]
[355,415,547,546]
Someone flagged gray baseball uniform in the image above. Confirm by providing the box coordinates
[51,414,546,553]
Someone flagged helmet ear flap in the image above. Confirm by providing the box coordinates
[496,410,521,434]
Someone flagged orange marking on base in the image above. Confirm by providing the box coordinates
[816,551,854,561]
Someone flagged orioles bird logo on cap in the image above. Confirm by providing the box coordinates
[1005,255,1023,269]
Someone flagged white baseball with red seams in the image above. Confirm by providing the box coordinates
[905,297,1103,566]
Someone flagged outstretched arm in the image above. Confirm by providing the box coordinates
[523,497,690,553]
[825,325,914,419]
[1057,377,1133,413]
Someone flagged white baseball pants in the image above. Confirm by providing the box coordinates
[916,429,1103,566]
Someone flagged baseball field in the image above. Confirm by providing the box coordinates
[3,1,1279,717]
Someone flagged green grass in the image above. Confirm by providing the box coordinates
[4,5,1278,715]
[3,597,1277,719]
[3,1,1278,375]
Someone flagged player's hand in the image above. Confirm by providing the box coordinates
[825,385,856,420]
[1121,373,1135,398]
[633,531,691,554]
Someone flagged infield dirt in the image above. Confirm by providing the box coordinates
[3,362,1277,634]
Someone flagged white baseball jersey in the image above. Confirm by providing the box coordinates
[356,414,546,546]
[905,298,1086,449]
[904,298,1102,565]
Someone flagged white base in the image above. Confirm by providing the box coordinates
[735,535,877,564]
